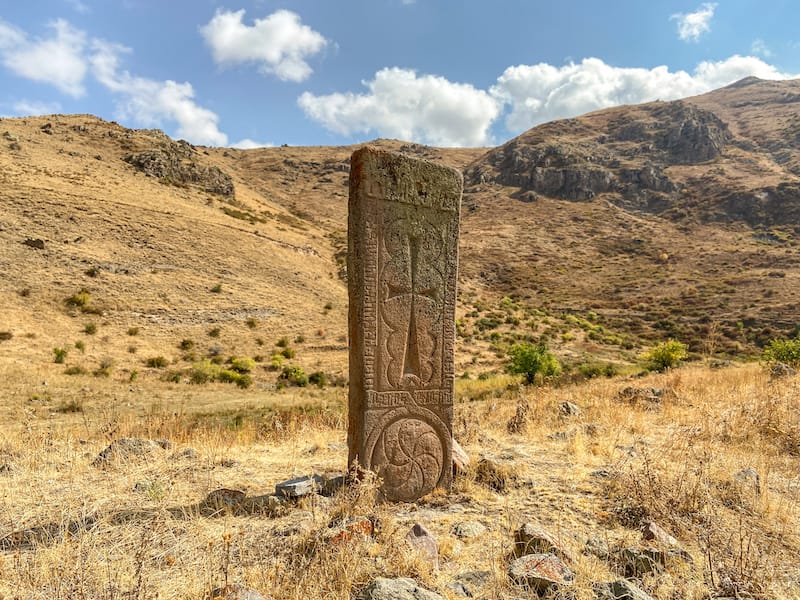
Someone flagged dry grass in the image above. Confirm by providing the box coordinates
[1,361,798,599]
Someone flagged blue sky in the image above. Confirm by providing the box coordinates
[0,1,798,147]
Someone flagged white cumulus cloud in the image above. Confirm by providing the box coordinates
[671,3,717,42]
[231,138,273,149]
[200,9,327,82]
[0,18,88,97]
[492,55,797,133]
[298,67,502,146]
[90,41,228,146]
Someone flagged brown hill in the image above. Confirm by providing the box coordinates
[1,77,800,384]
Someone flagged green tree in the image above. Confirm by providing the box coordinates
[762,336,800,367]
[506,342,562,385]
[643,339,688,372]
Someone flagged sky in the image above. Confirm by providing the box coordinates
[0,1,798,148]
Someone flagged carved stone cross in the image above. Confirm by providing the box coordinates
[348,146,462,501]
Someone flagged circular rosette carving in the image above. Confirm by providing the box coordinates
[366,407,449,502]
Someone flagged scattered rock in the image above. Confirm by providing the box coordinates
[559,401,582,417]
[175,447,199,459]
[406,522,438,568]
[616,387,675,408]
[40,123,53,134]
[23,238,45,250]
[508,553,574,595]
[92,438,161,466]
[770,362,797,379]
[514,523,573,562]
[447,571,490,598]
[452,437,470,475]
[219,459,239,468]
[734,466,761,495]
[358,577,444,600]
[2,131,18,141]
[641,520,679,547]
[207,584,273,600]
[319,472,346,497]
[202,488,246,509]
[452,520,486,540]
[275,474,323,498]
[617,546,692,577]
[326,516,374,544]
[594,579,655,600]
[584,537,611,561]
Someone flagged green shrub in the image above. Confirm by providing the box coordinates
[295,334,305,344]
[0,331,12,341]
[762,336,800,367]
[208,327,221,338]
[190,360,220,384]
[130,370,138,382]
[229,356,255,373]
[146,356,169,368]
[127,327,140,336]
[643,339,688,372]
[74,340,85,353]
[279,365,308,387]
[506,342,562,385]
[83,322,97,335]
[308,371,327,388]
[276,336,289,348]
[210,283,223,293]
[269,353,284,371]
[65,289,90,308]
[64,366,86,376]
[94,358,114,377]
[179,339,194,351]
[281,347,295,359]
[53,347,68,364]
[246,317,258,329]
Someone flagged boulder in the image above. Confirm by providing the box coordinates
[514,524,573,562]
[452,438,470,475]
[275,474,323,498]
[406,522,438,568]
[358,578,444,600]
[452,521,486,540]
[594,579,655,600]
[508,553,574,595]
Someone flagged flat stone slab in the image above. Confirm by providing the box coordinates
[275,475,323,498]
[347,147,463,502]
[508,553,574,595]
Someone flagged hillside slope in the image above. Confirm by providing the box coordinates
[1,77,800,383]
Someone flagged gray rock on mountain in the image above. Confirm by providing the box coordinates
[358,578,444,600]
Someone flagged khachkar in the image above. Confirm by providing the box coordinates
[348,146,462,502]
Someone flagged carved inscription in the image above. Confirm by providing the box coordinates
[348,146,462,502]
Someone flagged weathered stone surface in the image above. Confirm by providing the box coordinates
[508,553,574,594]
[348,147,462,502]
[559,401,582,417]
[325,516,374,544]
[124,147,234,196]
[275,474,323,498]
[452,520,486,540]
[406,522,438,568]
[358,577,444,600]
[92,438,161,466]
[770,362,797,379]
[447,571,490,598]
[594,579,655,600]
[202,488,246,509]
[514,523,573,562]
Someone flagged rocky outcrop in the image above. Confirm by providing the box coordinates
[124,141,234,196]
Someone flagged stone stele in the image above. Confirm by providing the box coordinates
[348,146,463,502]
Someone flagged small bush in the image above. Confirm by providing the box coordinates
[130,370,138,382]
[506,342,562,385]
[323,302,333,311]
[83,322,97,335]
[65,289,90,308]
[295,335,305,344]
[179,339,194,351]
[279,365,308,387]
[762,336,800,367]
[53,347,68,364]
[308,371,327,388]
[127,327,140,336]
[208,327,221,338]
[280,347,295,359]
[64,366,87,376]
[211,283,223,293]
[229,356,255,373]
[146,356,169,368]
[643,339,688,372]
[163,371,182,383]
[276,336,289,348]
[246,317,258,329]
[94,358,114,377]
[190,360,220,384]
[55,399,84,413]
[0,331,12,342]
[74,340,85,353]
[269,353,284,371]
[128,345,137,354]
